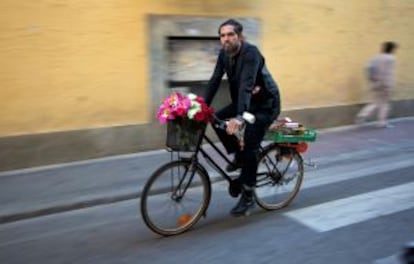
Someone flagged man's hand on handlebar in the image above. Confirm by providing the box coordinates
[226,118,243,136]
[214,111,255,151]
[226,118,245,151]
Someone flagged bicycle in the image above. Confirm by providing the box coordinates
[140,114,317,236]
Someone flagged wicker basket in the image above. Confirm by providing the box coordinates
[166,119,206,152]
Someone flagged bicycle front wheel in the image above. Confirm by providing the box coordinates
[255,144,304,210]
[140,160,211,236]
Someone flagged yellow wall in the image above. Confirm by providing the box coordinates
[1,0,149,136]
[1,0,413,136]
[260,1,414,110]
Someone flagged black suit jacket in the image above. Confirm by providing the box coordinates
[204,41,280,117]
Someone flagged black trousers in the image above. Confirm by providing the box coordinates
[213,104,278,187]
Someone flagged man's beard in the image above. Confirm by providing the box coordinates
[223,42,240,56]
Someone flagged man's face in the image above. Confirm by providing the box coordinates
[219,25,241,55]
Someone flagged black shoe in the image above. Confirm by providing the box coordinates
[230,190,255,217]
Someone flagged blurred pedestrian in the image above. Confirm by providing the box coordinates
[355,41,398,128]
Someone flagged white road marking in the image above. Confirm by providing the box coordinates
[284,181,414,232]
[303,156,414,189]
[374,254,402,264]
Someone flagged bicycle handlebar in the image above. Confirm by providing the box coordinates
[213,112,255,127]
[212,112,256,144]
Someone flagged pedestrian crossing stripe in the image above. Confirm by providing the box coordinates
[302,158,414,189]
[284,181,414,232]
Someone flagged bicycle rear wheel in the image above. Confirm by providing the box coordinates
[255,144,304,210]
[140,160,211,236]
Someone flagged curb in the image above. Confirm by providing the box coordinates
[0,193,140,224]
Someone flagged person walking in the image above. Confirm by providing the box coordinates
[204,19,280,216]
[356,41,398,128]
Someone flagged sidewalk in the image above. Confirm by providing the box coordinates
[1,117,414,224]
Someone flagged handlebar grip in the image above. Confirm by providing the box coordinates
[213,119,244,142]
[213,112,255,127]
[214,117,245,150]
[213,115,227,130]
[213,111,255,142]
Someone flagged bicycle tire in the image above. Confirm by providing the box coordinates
[255,143,304,210]
[140,160,211,236]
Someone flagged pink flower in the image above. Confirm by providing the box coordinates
[156,92,214,124]
[156,107,173,123]
[175,105,187,117]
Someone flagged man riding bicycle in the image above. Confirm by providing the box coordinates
[204,19,281,216]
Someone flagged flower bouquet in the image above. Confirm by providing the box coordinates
[156,92,214,151]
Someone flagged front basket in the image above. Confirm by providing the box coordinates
[166,120,205,152]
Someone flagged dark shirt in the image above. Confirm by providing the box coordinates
[204,41,280,116]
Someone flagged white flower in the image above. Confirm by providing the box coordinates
[187,101,201,119]
[187,93,197,101]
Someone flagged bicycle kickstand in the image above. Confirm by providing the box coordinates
[303,158,317,169]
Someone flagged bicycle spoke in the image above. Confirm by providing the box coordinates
[140,160,211,236]
[255,145,304,210]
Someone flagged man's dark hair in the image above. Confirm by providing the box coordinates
[218,19,243,35]
[382,41,398,53]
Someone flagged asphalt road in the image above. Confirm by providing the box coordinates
[1,146,413,264]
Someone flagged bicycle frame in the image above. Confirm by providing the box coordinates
[198,134,234,183]
[170,123,267,186]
